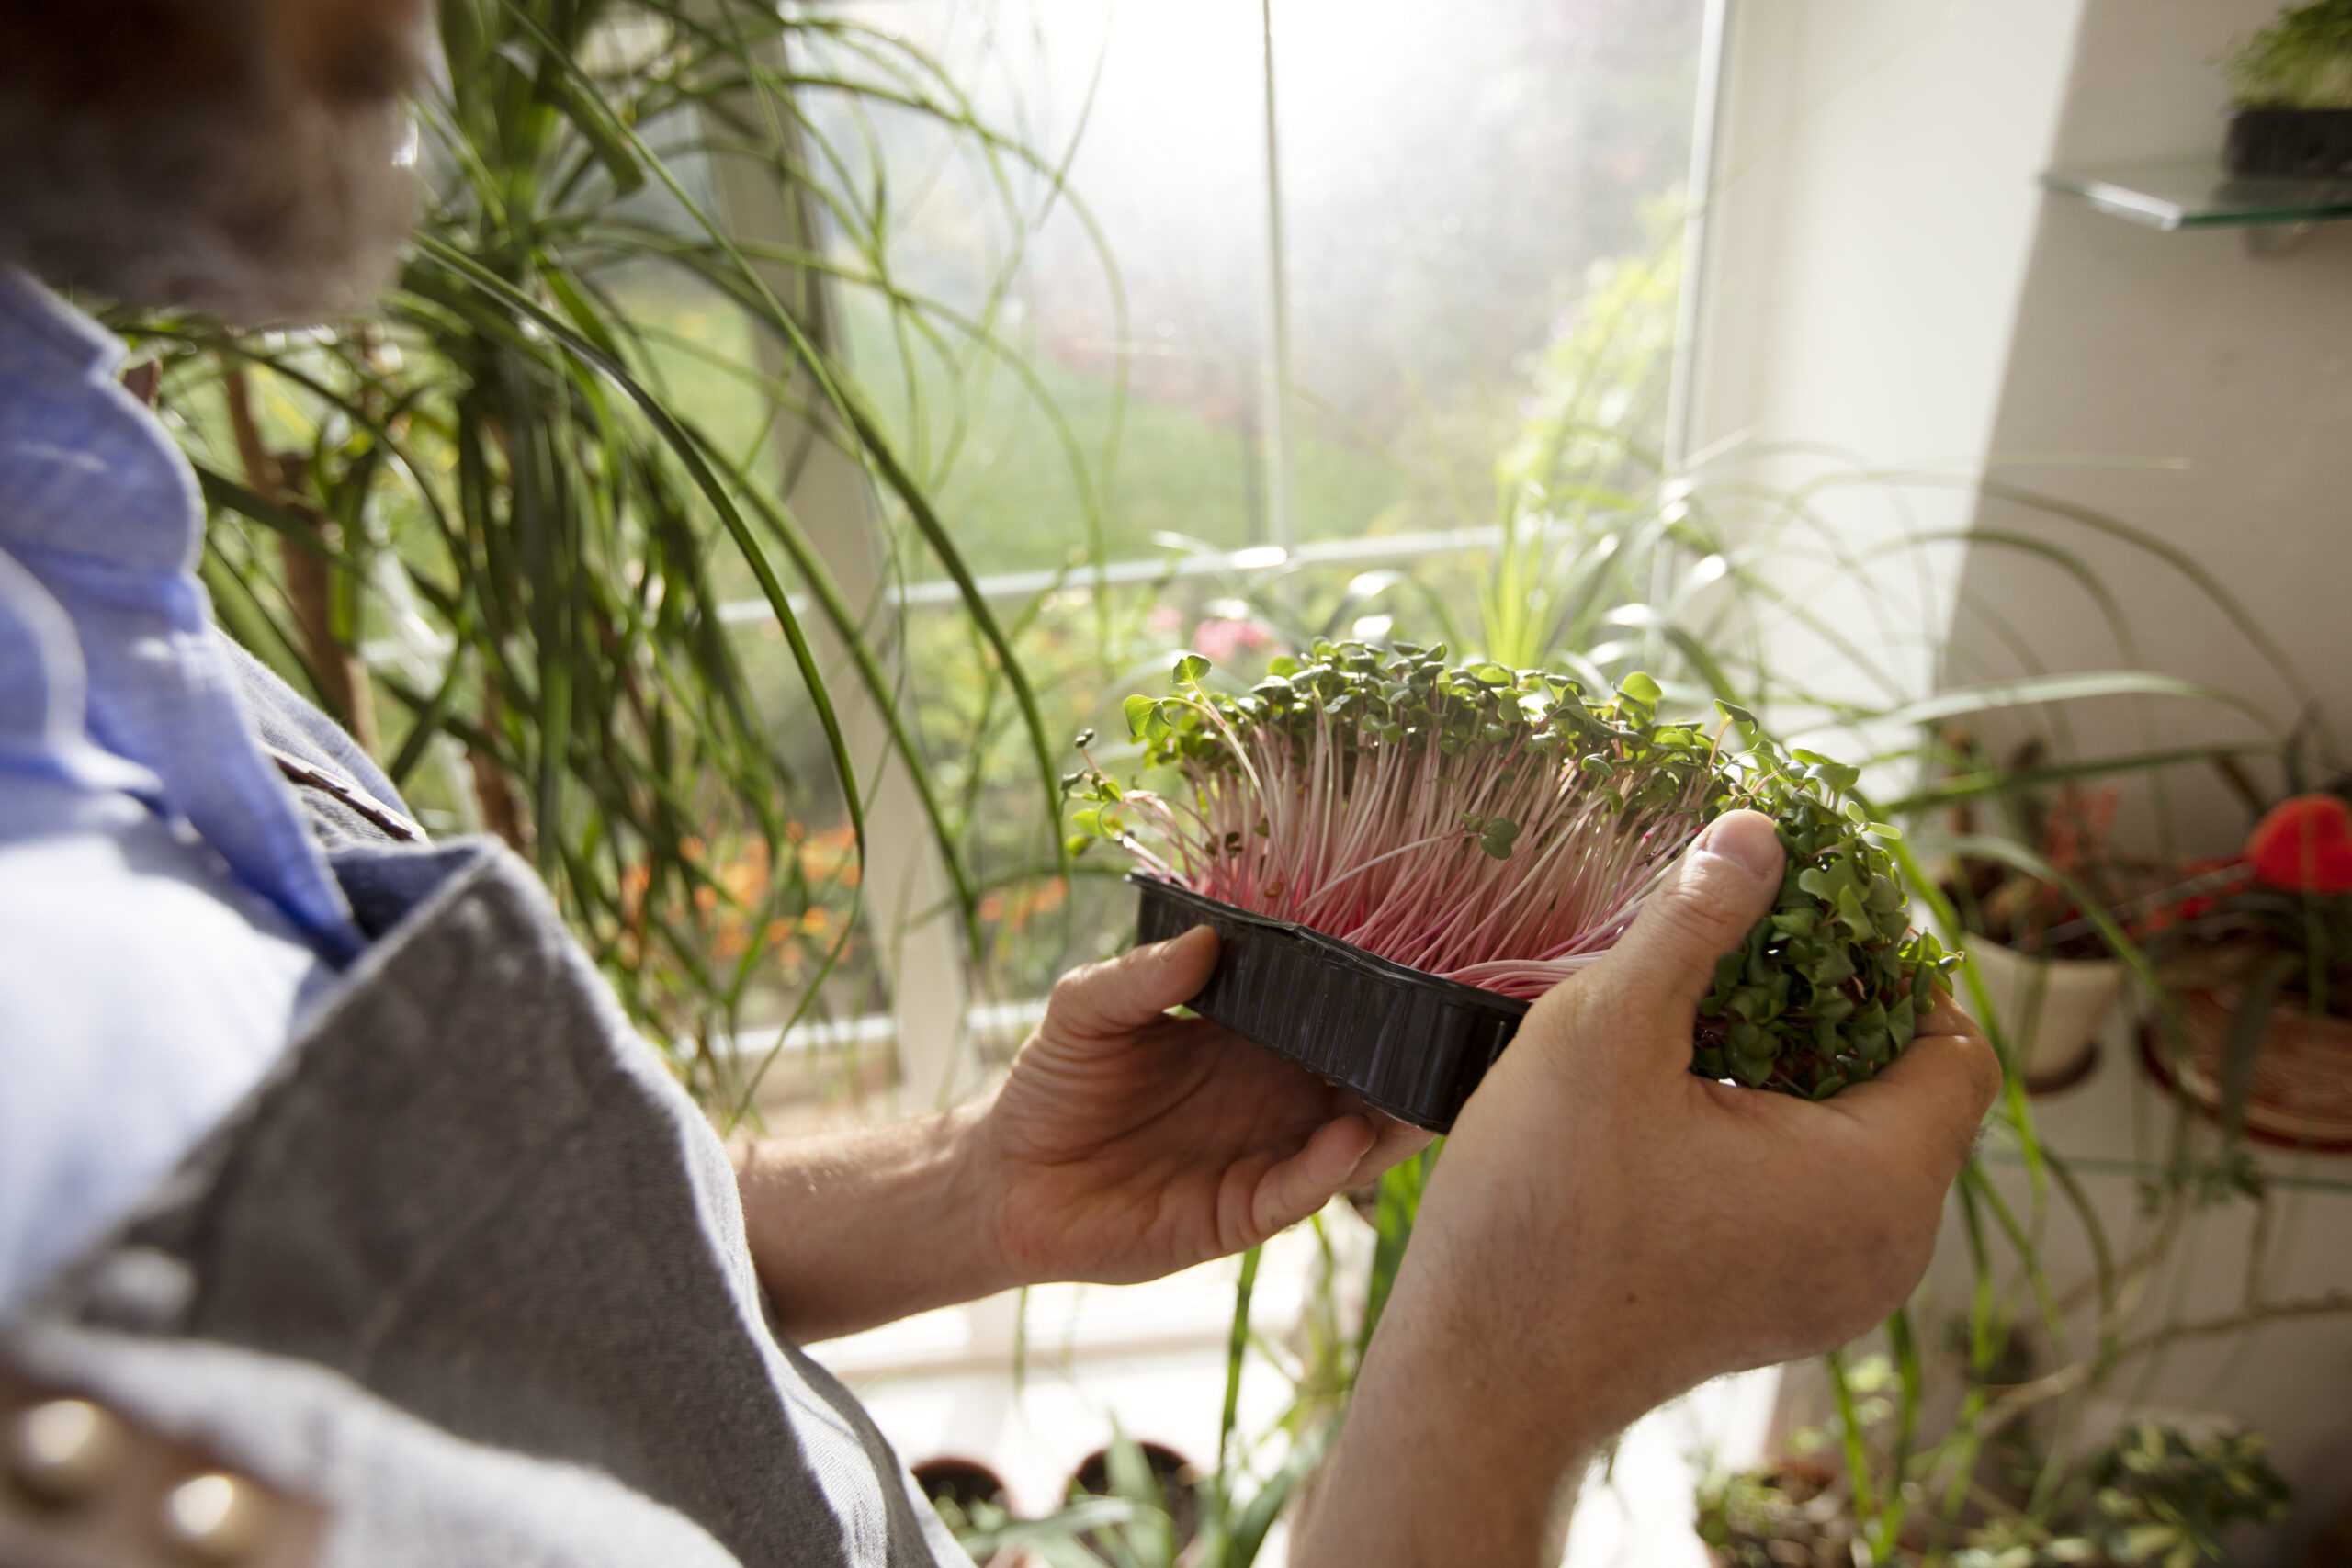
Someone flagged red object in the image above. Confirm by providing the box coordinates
[2129,857,2249,936]
[2245,794,2352,895]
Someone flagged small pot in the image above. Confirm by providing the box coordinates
[2225,107,2352,176]
[1131,874,1527,1133]
[1962,941,2124,1093]
[1698,1459,1901,1568]
[2143,987,2352,1150]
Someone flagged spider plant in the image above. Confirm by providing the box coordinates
[126,0,1106,1104]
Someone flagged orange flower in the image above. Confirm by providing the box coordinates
[2245,793,2352,895]
[714,911,748,959]
[719,856,764,903]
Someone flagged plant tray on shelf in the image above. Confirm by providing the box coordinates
[2226,107,2352,175]
[1133,874,1528,1134]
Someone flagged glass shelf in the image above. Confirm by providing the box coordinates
[2041,155,2352,231]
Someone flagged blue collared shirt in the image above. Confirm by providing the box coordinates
[0,266,366,1313]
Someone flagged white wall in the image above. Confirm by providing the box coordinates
[1689,0,2086,476]
[1949,0,2352,850]
[1690,2,2352,1560]
[1945,13,2352,1540]
[1684,0,2088,715]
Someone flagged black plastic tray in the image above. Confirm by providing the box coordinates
[2226,107,2352,175]
[1133,874,1530,1133]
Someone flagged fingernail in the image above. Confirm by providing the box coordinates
[1156,924,1212,961]
[1695,811,1781,885]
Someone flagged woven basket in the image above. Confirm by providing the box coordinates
[2143,987,2352,1151]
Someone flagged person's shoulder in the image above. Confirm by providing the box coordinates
[0,775,326,1314]
[0,775,327,1024]
[213,633,411,816]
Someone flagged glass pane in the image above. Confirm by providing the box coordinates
[797,0,1706,571]
[772,0,1709,1002]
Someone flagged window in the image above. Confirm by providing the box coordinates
[753,0,1710,1047]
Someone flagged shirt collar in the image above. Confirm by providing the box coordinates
[0,266,363,958]
[0,264,121,378]
[0,266,200,576]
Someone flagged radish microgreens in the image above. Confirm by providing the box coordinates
[1069,640,1958,1099]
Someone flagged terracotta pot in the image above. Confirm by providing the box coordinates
[2145,988,2352,1150]
[1963,941,2124,1093]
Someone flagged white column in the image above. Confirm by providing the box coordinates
[695,27,980,1110]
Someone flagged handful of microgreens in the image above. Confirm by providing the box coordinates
[1069,641,1958,1100]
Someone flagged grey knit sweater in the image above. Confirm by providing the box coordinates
[3,639,967,1567]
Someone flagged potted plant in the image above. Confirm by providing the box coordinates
[1699,1419,2290,1568]
[1938,764,2143,1094]
[1067,640,1956,1130]
[1696,1458,1862,1567]
[2143,787,2352,1149]
[2224,0,2352,175]
[1954,1423,2291,1568]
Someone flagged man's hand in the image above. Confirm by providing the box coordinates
[734,923,1427,1343]
[1294,809,2002,1568]
[973,924,1431,1288]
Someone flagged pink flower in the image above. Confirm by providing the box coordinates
[1192,617,1270,663]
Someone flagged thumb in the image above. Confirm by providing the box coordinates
[1042,922,1220,1040]
[1247,1113,1381,1245]
[1591,809,1784,1028]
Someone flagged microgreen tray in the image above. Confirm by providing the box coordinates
[1132,874,1530,1133]
[2226,107,2352,176]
